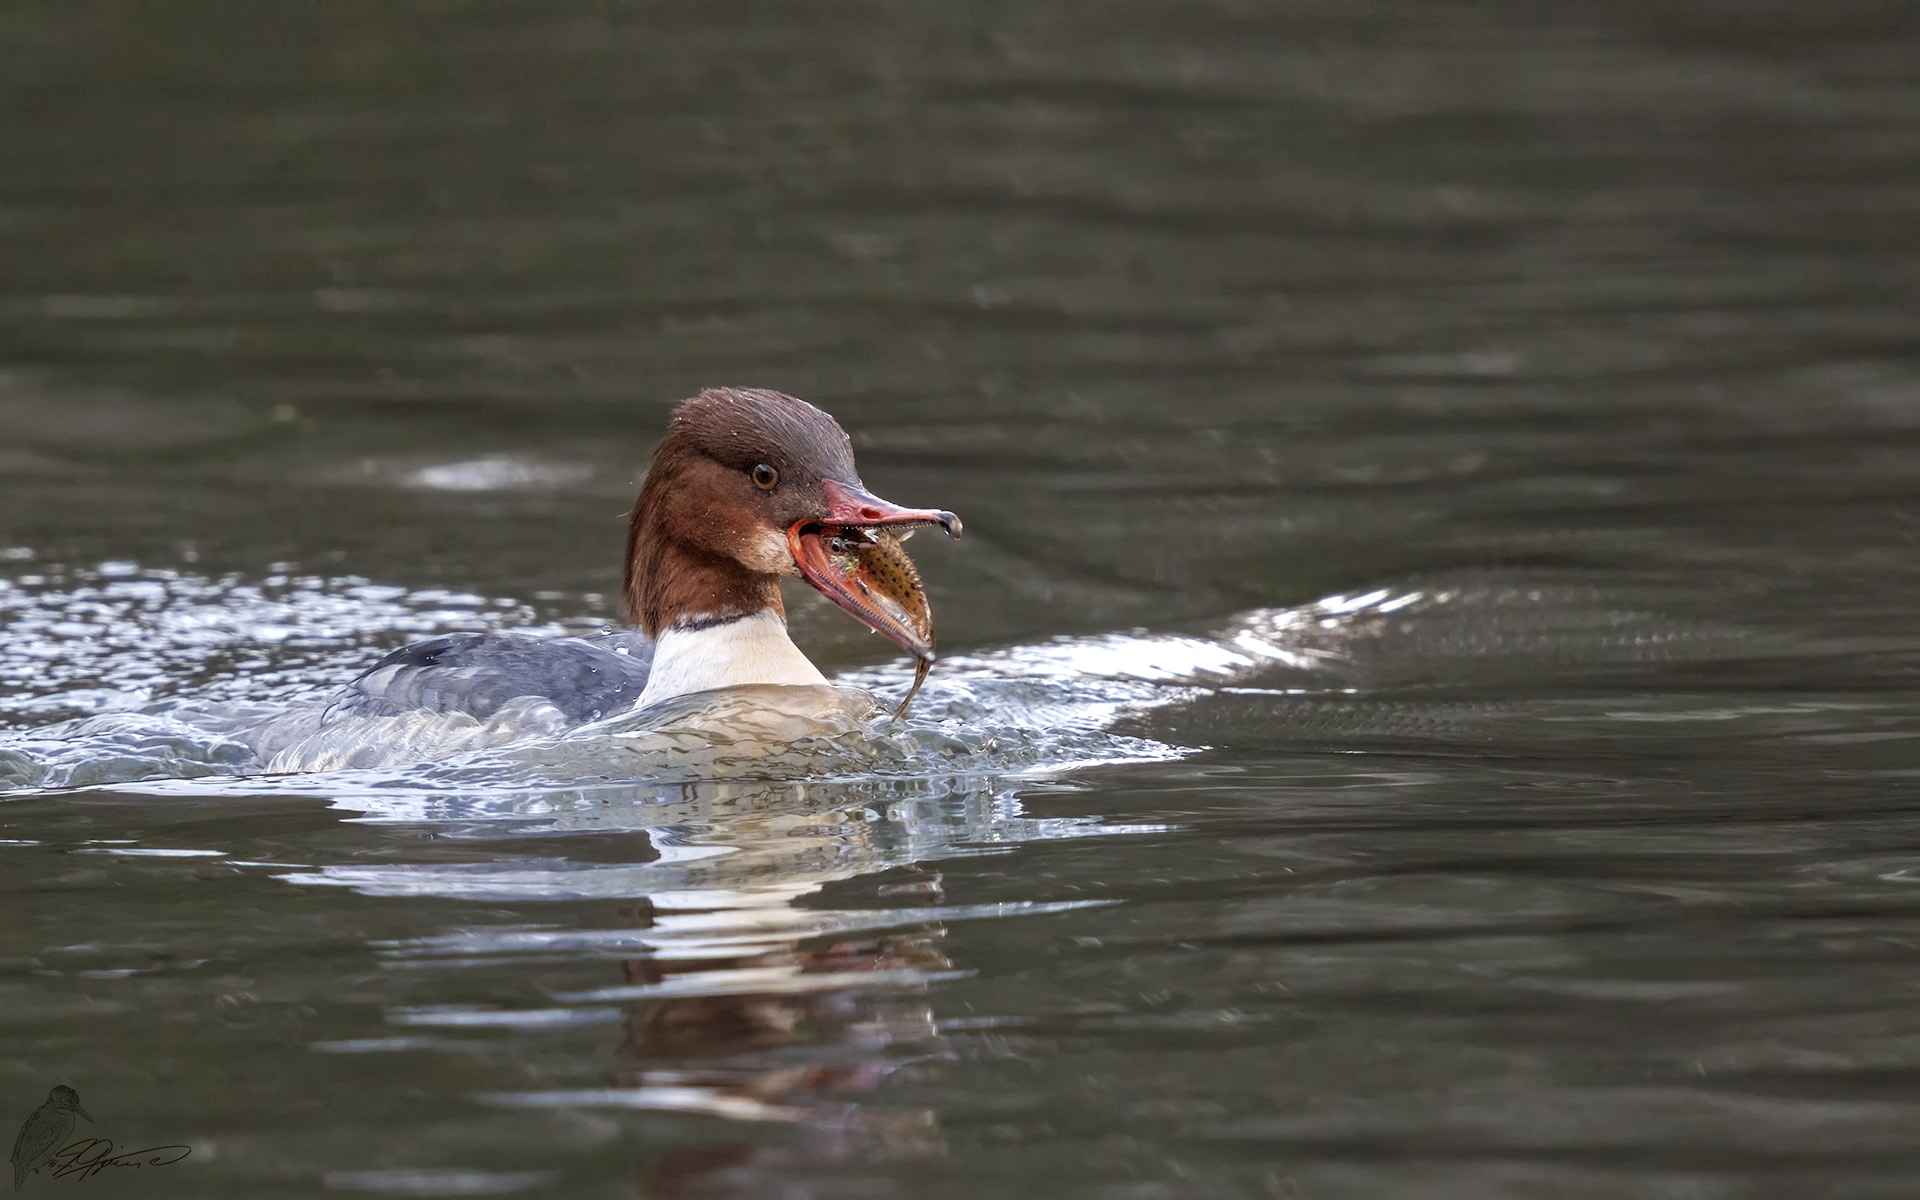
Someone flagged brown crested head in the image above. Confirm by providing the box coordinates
[624,388,960,640]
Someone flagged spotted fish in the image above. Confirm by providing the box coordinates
[793,525,936,719]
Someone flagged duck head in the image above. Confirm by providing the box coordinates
[624,388,960,660]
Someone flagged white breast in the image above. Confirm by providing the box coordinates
[636,610,827,709]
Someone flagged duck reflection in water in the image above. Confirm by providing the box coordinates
[543,779,968,1197]
[368,770,1125,1199]
[616,889,950,1198]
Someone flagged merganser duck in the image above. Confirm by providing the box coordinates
[246,388,960,772]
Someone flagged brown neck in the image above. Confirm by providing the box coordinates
[623,471,783,638]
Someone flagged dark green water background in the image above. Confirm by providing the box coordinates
[4,2,1920,1196]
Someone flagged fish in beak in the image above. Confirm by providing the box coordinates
[788,480,961,718]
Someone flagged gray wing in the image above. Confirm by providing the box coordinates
[12,1110,70,1176]
[323,629,655,727]
[230,629,658,773]
[10,1114,28,1175]
[11,1112,32,1170]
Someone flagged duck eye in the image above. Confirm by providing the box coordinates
[751,463,779,491]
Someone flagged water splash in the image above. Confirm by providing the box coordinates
[0,564,1394,795]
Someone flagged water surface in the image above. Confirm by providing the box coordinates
[5,2,1920,1197]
